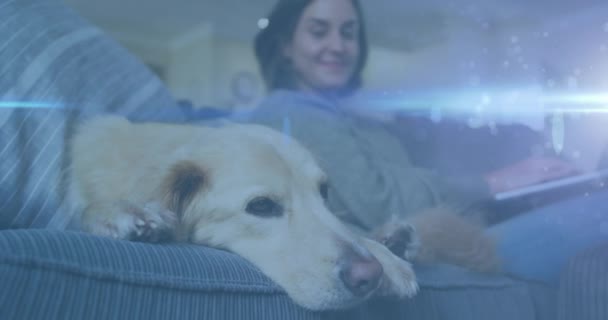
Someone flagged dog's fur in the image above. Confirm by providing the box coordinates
[66,116,498,310]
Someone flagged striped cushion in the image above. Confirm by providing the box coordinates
[558,244,608,320]
[0,0,186,229]
[0,229,321,320]
[335,265,557,320]
[0,229,556,320]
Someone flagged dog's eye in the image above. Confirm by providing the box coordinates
[246,197,283,217]
[319,182,329,201]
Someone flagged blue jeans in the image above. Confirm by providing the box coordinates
[487,190,608,284]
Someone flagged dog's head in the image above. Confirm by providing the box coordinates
[161,124,384,310]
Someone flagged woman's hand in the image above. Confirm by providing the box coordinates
[484,156,580,194]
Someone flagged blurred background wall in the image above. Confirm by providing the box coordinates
[62,0,608,109]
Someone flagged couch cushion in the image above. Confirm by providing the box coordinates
[558,243,608,320]
[0,229,322,320]
[0,229,556,320]
[332,264,556,320]
[0,0,186,230]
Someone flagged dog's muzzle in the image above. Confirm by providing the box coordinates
[338,245,383,297]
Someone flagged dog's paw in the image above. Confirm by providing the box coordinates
[380,260,419,299]
[84,200,177,242]
[363,239,418,299]
[127,201,178,242]
[372,219,420,261]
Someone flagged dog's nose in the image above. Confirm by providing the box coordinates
[339,248,383,297]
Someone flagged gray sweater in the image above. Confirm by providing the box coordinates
[234,90,490,231]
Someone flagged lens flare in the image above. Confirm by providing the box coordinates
[354,89,608,116]
[0,101,64,109]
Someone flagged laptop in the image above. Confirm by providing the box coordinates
[486,113,608,223]
[493,166,608,202]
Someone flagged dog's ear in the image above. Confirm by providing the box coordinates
[163,161,207,217]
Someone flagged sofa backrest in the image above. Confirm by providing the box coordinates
[0,0,185,229]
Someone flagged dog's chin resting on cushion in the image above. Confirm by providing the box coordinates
[65,115,498,310]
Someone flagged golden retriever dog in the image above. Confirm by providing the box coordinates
[66,116,497,310]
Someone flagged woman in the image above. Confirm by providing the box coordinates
[235,0,608,284]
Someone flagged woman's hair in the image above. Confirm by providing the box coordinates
[254,0,368,95]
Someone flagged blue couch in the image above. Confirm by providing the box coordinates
[0,229,556,320]
[0,0,558,319]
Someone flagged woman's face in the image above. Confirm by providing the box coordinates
[283,0,361,93]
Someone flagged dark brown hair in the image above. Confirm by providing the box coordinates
[254,0,368,96]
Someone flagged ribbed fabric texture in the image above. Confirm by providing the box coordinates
[0,0,187,230]
[0,229,321,320]
[354,265,557,320]
[0,229,557,320]
[558,244,608,320]
[336,283,555,320]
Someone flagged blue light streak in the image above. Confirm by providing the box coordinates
[0,101,65,109]
[356,89,608,116]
